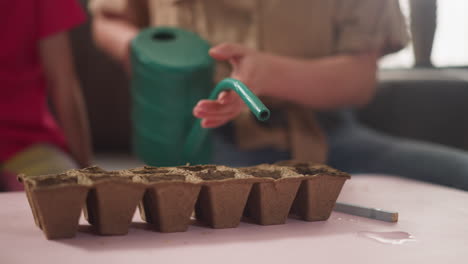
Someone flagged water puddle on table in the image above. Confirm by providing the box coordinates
[357,231,416,245]
[332,217,357,222]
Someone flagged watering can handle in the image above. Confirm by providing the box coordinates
[183,78,270,161]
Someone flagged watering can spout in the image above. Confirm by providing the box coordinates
[215,78,270,121]
[183,78,270,162]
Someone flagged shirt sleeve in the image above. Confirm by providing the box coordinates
[37,0,86,40]
[334,0,409,55]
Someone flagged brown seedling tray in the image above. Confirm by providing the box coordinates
[76,168,146,235]
[183,166,254,229]
[131,167,201,232]
[22,174,89,239]
[275,161,351,221]
[241,165,302,225]
[20,161,350,239]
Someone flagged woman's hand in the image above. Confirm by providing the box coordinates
[193,43,270,128]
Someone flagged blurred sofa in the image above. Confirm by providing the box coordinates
[357,68,468,151]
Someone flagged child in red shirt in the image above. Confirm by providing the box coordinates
[0,0,92,191]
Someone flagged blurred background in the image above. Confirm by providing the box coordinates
[382,0,468,68]
[68,0,468,168]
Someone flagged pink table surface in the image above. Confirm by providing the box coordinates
[1,175,467,264]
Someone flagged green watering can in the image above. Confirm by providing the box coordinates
[130,27,270,166]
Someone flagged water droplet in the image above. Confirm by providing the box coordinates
[357,231,416,245]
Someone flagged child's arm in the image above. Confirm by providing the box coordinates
[40,32,92,168]
[194,43,379,128]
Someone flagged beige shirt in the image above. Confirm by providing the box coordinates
[90,0,409,163]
